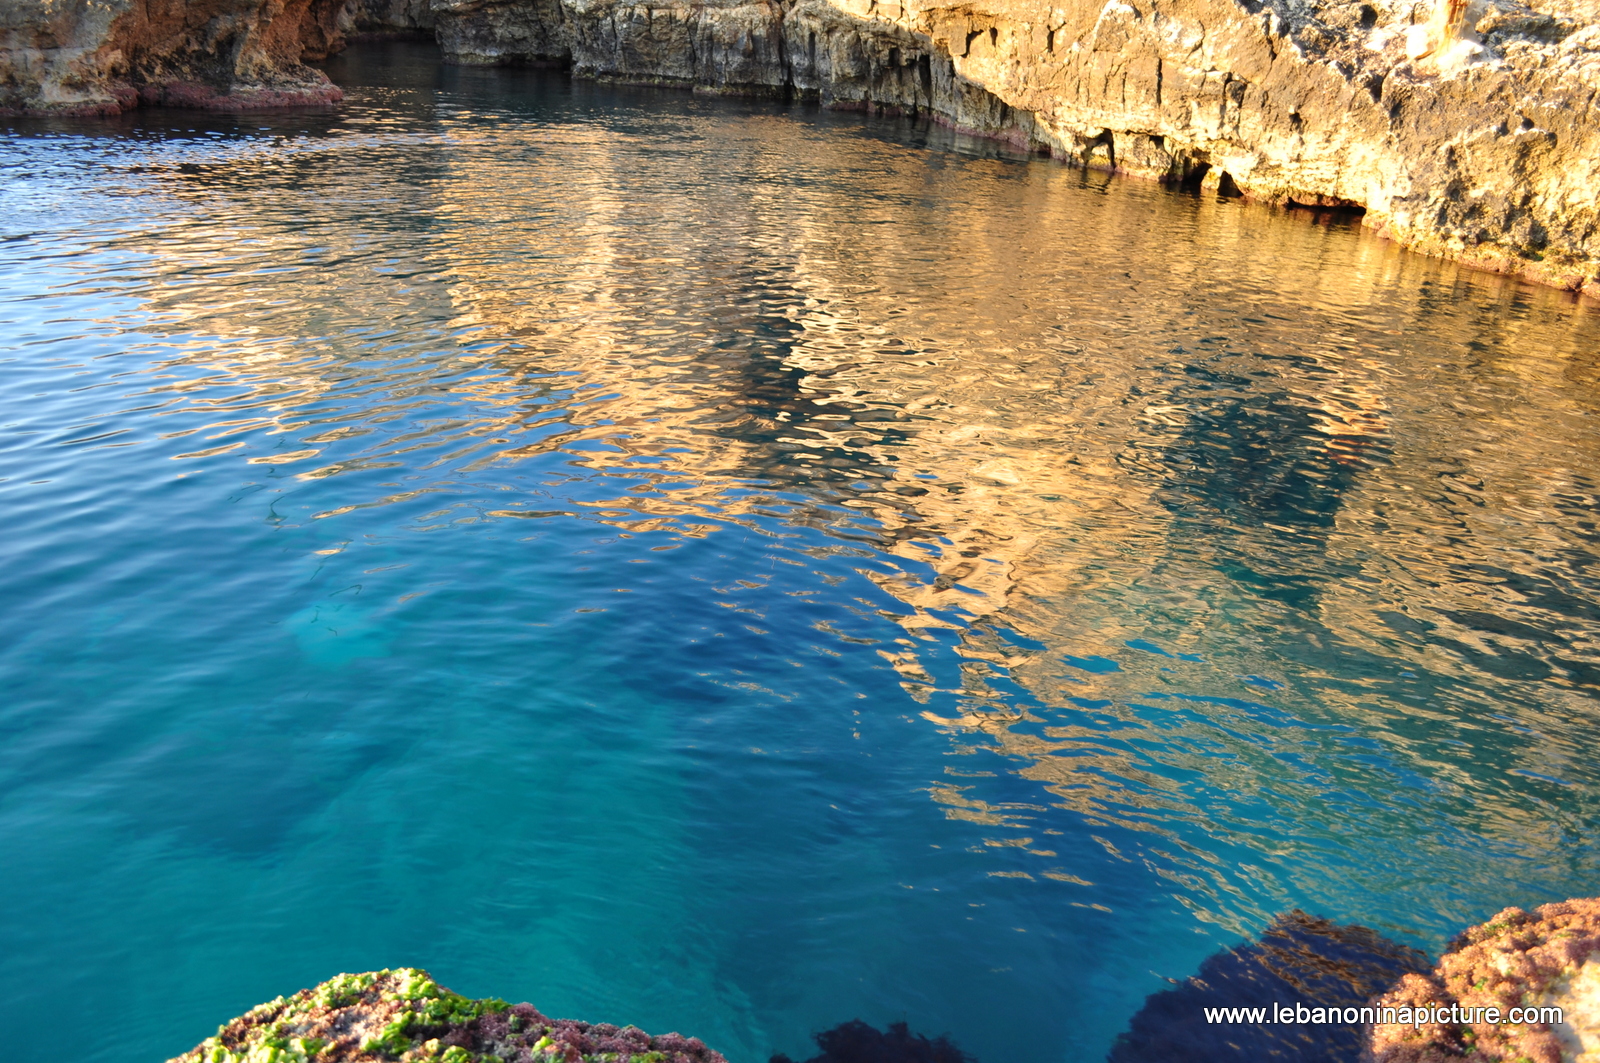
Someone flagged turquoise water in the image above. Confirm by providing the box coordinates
[3,41,1600,1063]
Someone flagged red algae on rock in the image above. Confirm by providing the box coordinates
[167,968,727,1063]
[1367,899,1600,1063]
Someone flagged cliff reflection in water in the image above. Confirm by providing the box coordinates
[37,37,1600,969]
[92,51,1600,947]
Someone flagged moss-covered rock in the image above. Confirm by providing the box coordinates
[167,969,727,1063]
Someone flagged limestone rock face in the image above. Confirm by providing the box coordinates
[350,0,434,35]
[1367,899,1600,1063]
[0,0,424,115]
[166,967,729,1063]
[0,0,349,113]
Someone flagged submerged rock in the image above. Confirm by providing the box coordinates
[1108,910,1431,1063]
[167,968,727,1063]
[769,1019,975,1063]
[1367,899,1600,1063]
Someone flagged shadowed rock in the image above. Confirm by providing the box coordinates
[1108,910,1431,1063]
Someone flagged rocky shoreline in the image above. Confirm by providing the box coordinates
[169,902,1600,1063]
[2,0,1596,295]
[168,968,727,1063]
[1369,900,1600,1063]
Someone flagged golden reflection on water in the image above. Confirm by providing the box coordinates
[100,80,1600,926]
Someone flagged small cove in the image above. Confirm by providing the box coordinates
[2,40,1600,1063]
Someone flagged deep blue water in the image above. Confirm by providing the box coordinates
[3,41,1600,1063]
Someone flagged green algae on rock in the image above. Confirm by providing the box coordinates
[167,969,728,1063]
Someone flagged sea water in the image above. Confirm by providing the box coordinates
[2,40,1599,1063]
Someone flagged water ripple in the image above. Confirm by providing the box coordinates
[2,41,1599,1063]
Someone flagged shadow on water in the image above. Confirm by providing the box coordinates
[1107,912,1431,1063]
[776,911,1428,1063]
[771,1020,975,1063]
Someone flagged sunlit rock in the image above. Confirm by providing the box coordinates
[1367,899,1600,1063]
[403,0,1600,298]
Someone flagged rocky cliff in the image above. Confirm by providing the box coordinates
[0,0,350,113]
[410,0,1600,296]
[1,0,1596,296]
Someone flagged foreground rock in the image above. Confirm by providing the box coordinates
[167,968,726,1063]
[1108,910,1431,1062]
[1368,899,1600,1063]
